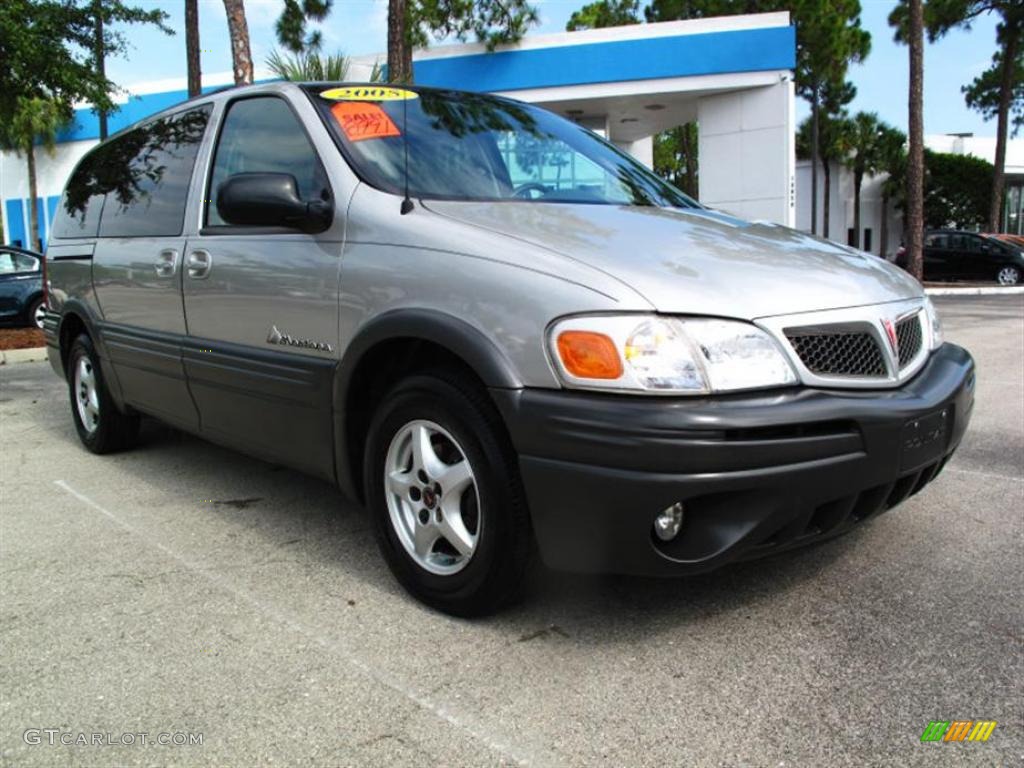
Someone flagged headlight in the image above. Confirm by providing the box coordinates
[923,296,943,350]
[549,315,798,394]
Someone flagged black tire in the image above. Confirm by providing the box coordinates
[26,296,45,329]
[67,333,139,454]
[364,371,531,616]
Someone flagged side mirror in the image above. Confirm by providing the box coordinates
[216,173,332,233]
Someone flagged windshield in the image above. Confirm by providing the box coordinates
[304,85,698,208]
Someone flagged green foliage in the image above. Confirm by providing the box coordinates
[963,49,1024,135]
[566,0,640,31]
[3,97,65,156]
[653,124,698,197]
[796,112,853,163]
[891,0,1023,43]
[884,148,992,227]
[0,0,170,128]
[922,149,994,228]
[409,0,539,51]
[276,0,333,53]
[267,49,351,81]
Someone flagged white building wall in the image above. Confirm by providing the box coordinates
[697,79,795,226]
[795,158,903,258]
[1,140,97,246]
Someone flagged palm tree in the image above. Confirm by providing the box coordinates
[267,50,351,81]
[876,126,907,258]
[845,112,887,249]
[223,0,253,85]
[906,0,925,279]
[798,112,854,241]
[3,97,65,250]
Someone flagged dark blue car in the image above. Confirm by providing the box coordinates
[0,245,45,329]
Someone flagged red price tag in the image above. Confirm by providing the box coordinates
[330,101,401,142]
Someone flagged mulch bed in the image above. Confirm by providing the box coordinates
[0,328,45,351]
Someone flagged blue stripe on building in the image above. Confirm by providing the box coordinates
[414,26,796,92]
[52,26,794,144]
[5,199,26,248]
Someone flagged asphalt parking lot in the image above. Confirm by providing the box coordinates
[1,295,1021,767]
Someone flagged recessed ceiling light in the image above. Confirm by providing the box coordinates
[644,104,665,111]
[620,117,639,123]
[565,109,584,117]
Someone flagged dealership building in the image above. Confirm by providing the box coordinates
[1,12,797,248]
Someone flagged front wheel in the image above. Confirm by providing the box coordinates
[997,265,1021,286]
[67,333,139,454]
[364,372,531,616]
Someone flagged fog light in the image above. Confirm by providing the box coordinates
[654,502,685,541]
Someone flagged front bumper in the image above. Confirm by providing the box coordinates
[492,343,975,576]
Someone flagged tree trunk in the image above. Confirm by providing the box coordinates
[853,170,863,248]
[906,0,925,280]
[822,156,831,239]
[26,145,40,251]
[93,0,107,139]
[186,0,202,98]
[810,86,820,235]
[989,28,1020,232]
[388,0,413,83]
[880,191,889,258]
[683,124,697,198]
[223,0,253,86]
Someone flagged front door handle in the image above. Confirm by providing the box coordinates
[155,249,179,278]
[186,249,212,279]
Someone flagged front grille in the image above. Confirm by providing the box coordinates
[896,313,923,368]
[785,331,887,377]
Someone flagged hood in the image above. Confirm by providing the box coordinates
[423,202,923,320]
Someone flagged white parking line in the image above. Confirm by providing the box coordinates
[54,479,543,768]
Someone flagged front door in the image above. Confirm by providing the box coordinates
[90,106,212,429]
[181,94,344,479]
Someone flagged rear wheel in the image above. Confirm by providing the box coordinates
[364,372,531,616]
[997,265,1021,286]
[67,333,139,454]
[27,297,45,329]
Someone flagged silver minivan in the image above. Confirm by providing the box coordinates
[44,82,975,615]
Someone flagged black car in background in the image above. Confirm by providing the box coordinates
[0,245,46,329]
[898,230,1024,285]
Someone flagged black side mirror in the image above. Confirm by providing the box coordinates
[216,173,332,233]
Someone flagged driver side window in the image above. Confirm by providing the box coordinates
[206,97,330,227]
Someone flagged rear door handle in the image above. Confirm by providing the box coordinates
[155,249,179,278]
[186,249,212,279]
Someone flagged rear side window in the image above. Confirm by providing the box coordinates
[97,105,212,238]
[51,148,108,239]
[206,97,330,227]
[925,234,947,248]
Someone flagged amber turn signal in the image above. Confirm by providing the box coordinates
[556,331,623,379]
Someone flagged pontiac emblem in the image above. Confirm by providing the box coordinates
[881,318,899,356]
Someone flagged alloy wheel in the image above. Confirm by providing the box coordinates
[997,266,1021,286]
[383,419,481,575]
[74,356,100,434]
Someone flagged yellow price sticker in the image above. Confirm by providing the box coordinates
[319,86,418,102]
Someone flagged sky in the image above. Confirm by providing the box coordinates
[104,0,1003,137]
